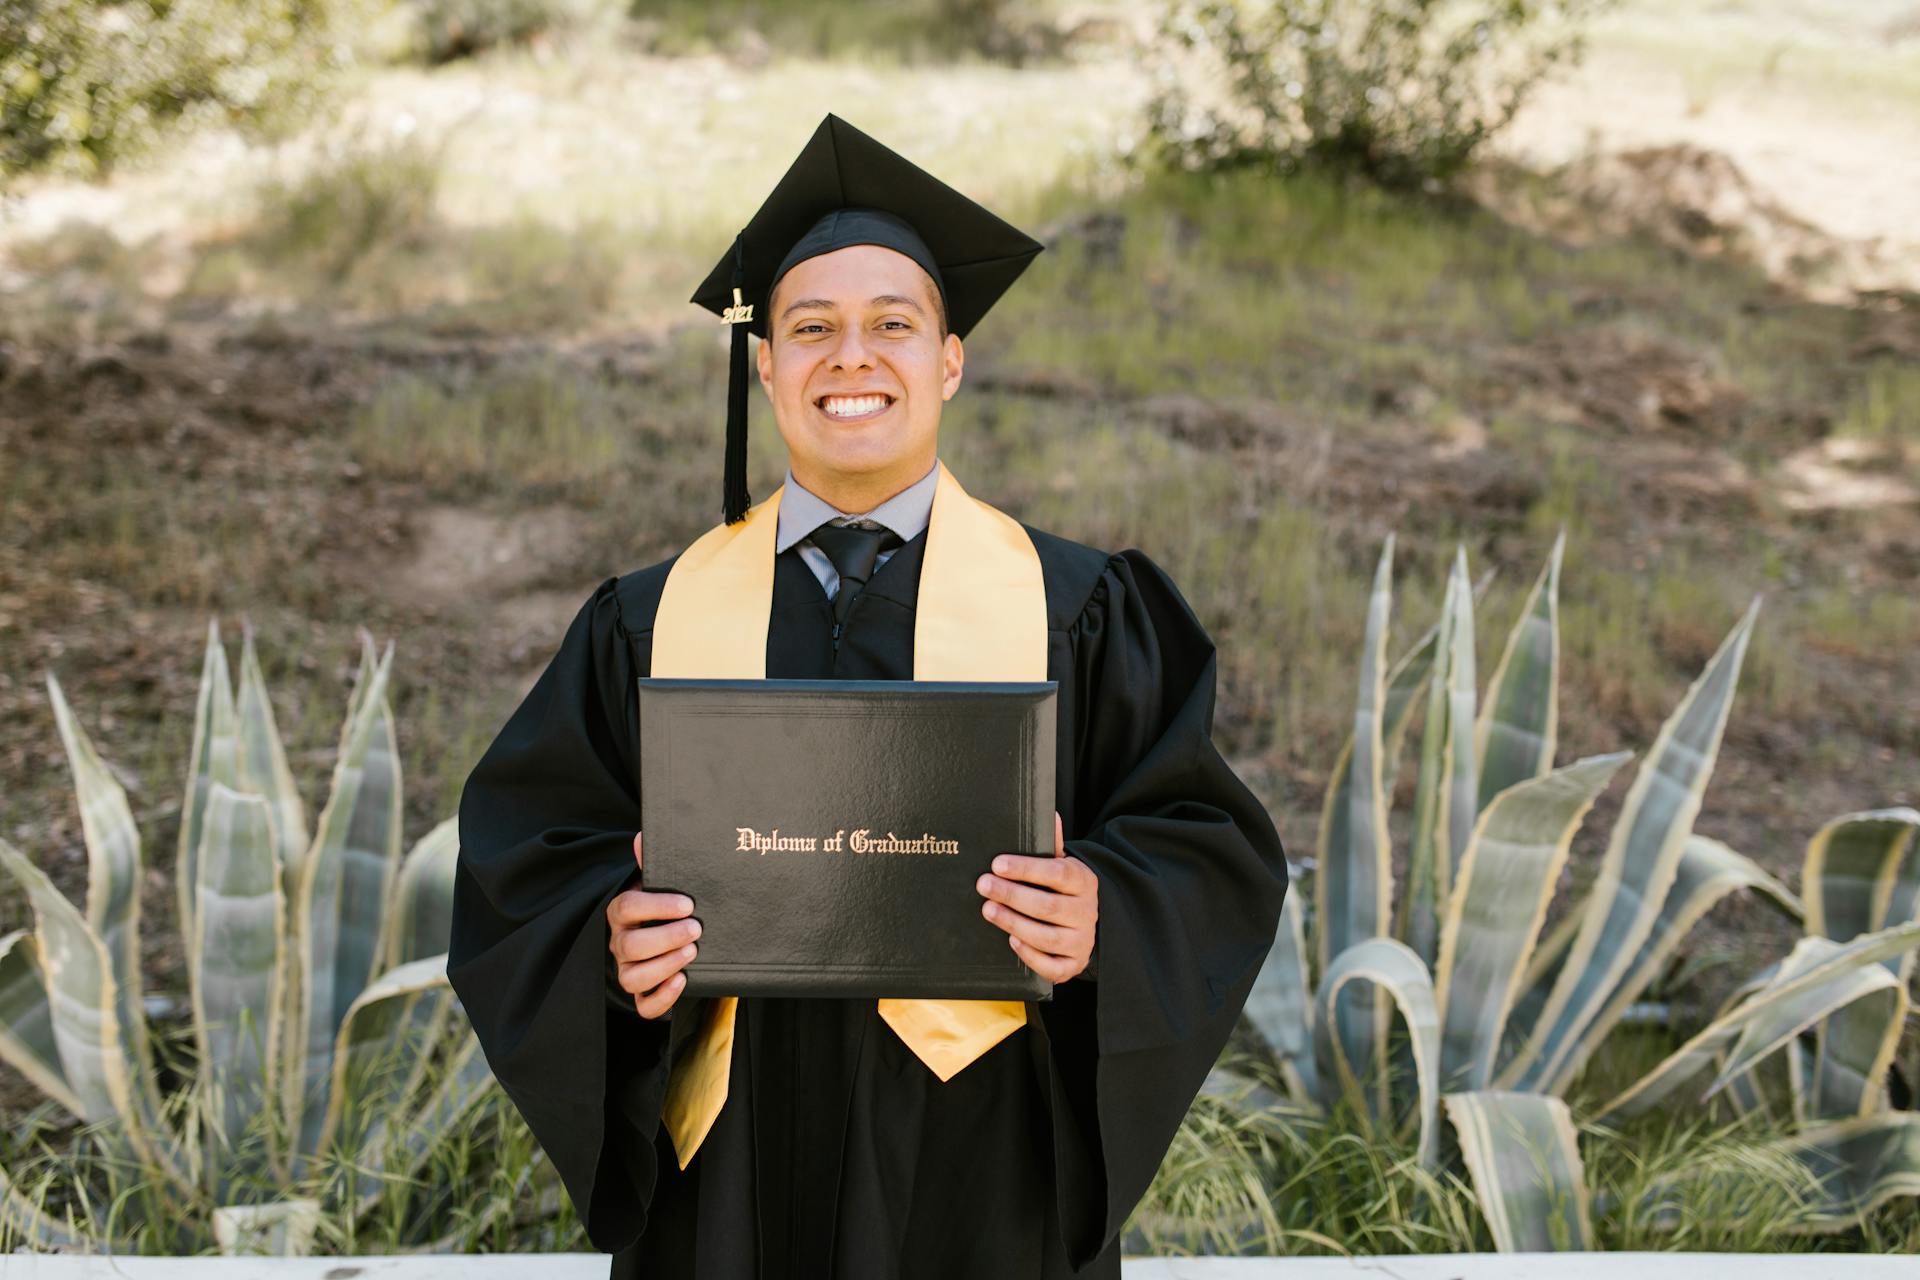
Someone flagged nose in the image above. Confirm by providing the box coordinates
[827,323,876,372]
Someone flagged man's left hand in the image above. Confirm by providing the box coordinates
[977,811,1098,982]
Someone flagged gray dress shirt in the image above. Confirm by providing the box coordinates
[774,458,940,599]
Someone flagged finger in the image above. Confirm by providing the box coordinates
[635,971,685,1020]
[1053,810,1064,857]
[981,899,1081,956]
[613,916,702,962]
[1009,934,1078,984]
[976,873,1083,925]
[617,942,697,996]
[609,888,694,926]
[991,853,1083,892]
[633,830,644,868]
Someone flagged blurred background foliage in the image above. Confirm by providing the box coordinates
[1,0,362,179]
[1144,0,1621,188]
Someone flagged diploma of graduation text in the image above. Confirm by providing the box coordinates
[637,677,1057,1000]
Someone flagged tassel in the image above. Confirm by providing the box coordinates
[722,234,752,525]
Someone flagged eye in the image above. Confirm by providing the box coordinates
[795,322,828,334]
[880,319,911,330]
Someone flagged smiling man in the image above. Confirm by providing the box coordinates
[449,114,1289,1279]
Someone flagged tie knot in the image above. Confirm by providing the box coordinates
[808,520,903,583]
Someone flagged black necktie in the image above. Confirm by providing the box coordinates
[808,520,904,647]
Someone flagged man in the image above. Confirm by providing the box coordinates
[449,113,1289,1278]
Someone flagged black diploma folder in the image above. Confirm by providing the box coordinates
[637,677,1057,1001]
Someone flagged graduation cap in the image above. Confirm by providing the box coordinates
[690,113,1045,524]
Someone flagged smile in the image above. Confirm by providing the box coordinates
[816,393,894,421]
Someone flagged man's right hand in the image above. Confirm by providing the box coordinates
[607,831,698,1019]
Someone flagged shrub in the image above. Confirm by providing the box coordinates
[1143,0,1617,190]
[0,0,360,181]
[403,0,625,64]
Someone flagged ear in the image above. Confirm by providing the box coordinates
[940,332,964,401]
[756,331,772,395]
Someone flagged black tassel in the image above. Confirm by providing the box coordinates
[722,234,752,525]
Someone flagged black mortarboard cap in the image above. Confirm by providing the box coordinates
[690,113,1045,524]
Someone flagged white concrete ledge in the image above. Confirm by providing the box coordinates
[3,1255,1913,1278]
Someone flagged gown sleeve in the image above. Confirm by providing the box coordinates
[447,575,671,1255]
[1033,548,1290,1267]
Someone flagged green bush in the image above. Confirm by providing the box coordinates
[402,0,624,64]
[1143,0,1616,190]
[1,0,358,181]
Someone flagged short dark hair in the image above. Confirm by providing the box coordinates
[766,260,949,341]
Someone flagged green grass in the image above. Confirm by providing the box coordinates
[637,0,1070,64]
[1834,358,1920,445]
[0,1018,585,1255]
[350,358,633,500]
[1132,1037,1920,1257]
[177,133,638,335]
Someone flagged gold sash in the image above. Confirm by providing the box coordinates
[650,458,1048,1169]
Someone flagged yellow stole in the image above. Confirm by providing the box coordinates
[649,458,1048,1169]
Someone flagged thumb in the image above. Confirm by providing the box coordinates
[1053,810,1064,858]
[633,830,644,869]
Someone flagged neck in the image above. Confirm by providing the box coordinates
[789,450,935,514]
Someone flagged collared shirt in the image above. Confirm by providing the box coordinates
[774,458,939,599]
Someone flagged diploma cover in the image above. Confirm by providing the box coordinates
[638,677,1056,999]
[647,459,1050,1167]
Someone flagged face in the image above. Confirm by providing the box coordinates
[757,242,963,503]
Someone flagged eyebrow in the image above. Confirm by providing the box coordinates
[780,293,926,320]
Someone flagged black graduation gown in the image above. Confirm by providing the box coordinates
[448,520,1290,1277]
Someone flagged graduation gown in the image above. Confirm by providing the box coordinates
[448,520,1290,1277]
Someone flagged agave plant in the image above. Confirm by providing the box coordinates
[0,624,502,1253]
[1219,532,1920,1250]
[1595,807,1920,1231]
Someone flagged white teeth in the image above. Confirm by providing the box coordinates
[821,395,887,418]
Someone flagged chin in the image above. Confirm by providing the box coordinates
[803,433,906,471]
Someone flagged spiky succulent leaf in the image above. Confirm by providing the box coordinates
[190,783,288,1181]
[1434,751,1631,1092]
[1776,1113,1920,1229]
[1313,937,1440,1168]
[1804,808,1920,946]
[1378,622,1439,805]
[1240,887,1321,1107]
[179,620,241,973]
[1502,599,1761,1094]
[1316,537,1395,1105]
[287,642,405,1165]
[0,838,127,1124]
[1802,809,1920,1120]
[379,816,460,970]
[1579,833,1802,1086]
[1404,550,1478,966]
[1444,1090,1592,1252]
[1472,530,1563,813]
[45,675,157,1119]
[315,955,453,1178]
[1599,922,1920,1120]
[0,835,201,1192]
[237,627,310,875]
[0,929,81,1117]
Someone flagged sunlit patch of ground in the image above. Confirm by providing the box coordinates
[1491,0,1920,297]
